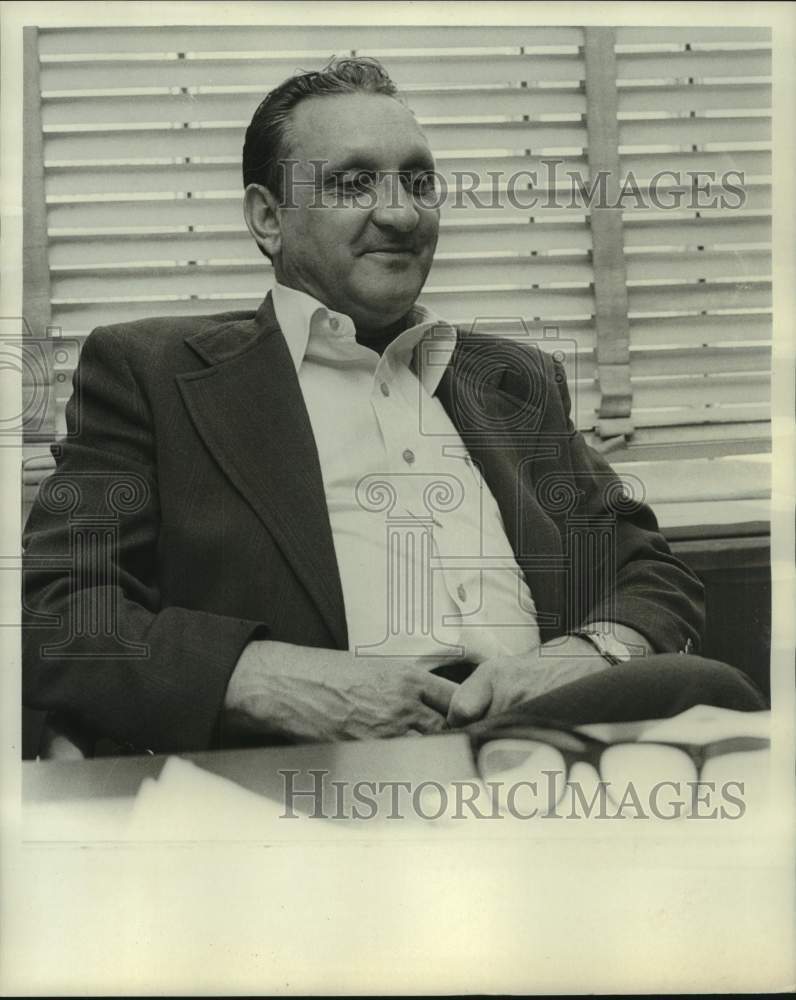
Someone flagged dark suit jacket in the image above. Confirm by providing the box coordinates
[22,295,704,753]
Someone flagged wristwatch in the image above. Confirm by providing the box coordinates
[570,629,633,665]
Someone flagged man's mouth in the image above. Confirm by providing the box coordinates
[362,246,417,256]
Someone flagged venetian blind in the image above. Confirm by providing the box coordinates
[23,24,772,527]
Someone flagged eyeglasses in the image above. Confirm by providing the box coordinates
[467,716,770,818]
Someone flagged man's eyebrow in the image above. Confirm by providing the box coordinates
[325,150,436,176]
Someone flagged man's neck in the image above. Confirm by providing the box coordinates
[271,279,413,356]
[355,316,410,356]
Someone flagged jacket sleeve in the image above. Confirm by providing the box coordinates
[548,352,705,654]
[22,328,269,754]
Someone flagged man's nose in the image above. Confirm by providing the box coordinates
[370,174,420,232]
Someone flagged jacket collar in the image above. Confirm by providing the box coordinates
[184,294,280,366]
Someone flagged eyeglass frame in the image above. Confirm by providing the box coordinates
[466,715,770,783]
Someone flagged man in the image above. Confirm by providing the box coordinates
[22,58,764,756]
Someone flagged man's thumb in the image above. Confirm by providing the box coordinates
[447,669,493,727]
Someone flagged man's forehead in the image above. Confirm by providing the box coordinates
[285,92,433,168]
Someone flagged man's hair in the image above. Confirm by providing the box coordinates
[242,56,401,196]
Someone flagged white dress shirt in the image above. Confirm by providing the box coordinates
[272,282,540,667]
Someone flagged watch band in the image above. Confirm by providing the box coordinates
[571,629,633,666]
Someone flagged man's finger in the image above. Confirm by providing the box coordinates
[420,673,458,714]
[412,707,450,735]
[447,667,493,727]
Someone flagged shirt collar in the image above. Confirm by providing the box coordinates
[271,282,457,397]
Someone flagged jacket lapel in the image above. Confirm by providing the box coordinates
[435,339,556,554]
[177,296,348,649]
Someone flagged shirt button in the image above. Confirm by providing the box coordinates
[402,448,415,465]
[464,455,472,467]
[457,583,467,603]
[380,381,390,397]
[328,316,340,332]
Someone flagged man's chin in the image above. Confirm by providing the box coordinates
[349,282,426,325]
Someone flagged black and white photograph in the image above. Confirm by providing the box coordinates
[1,1,794,994]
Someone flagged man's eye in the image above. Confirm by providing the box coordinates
[409,172,437,199]
[339,171,376,194]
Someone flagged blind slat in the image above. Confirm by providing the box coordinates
[615,456,769,504]
[47,191,771,231]
[47,191,772,233]
[41,92,769,150]
[40,81,774,121]
[37,25,770,58]
[41,53,589,92]
[50,255,596,299]
[624,215,770,248]
[42,92,591,132]
[619,149,769,177]
[615,27,770,44]
[47,197,247,230]
[629,313,771,347]
[629,404,769,429]
[40,48,771,96]
[615,50,771,80]
[628,280,771,314]
[50,232,260,266]
[47,196,598,231]
[44,117,593,160]
[624,184,770,214]
[583,400,769,430]
[630,374,769,409]
[44,157,578,198]
[574,381,769,432]
[47,130,767,175]
[38,25,586,55]
[625,249,769,282]
[618,115,770,146]
[654,498,769,530]
[42,89,558,124]
[45,118,590,154]
[47,214,769,267]
[48,223,595,267]
[51,299,268,333]
[631,345,769,377]
[42,155,767,203]
[591,420,770,462]
[616,82,771,113]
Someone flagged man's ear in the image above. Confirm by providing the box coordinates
[243,184,282,258]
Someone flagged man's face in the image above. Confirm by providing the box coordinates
[267,92,440,333]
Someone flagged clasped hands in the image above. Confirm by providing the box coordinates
[222,634,620,744]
